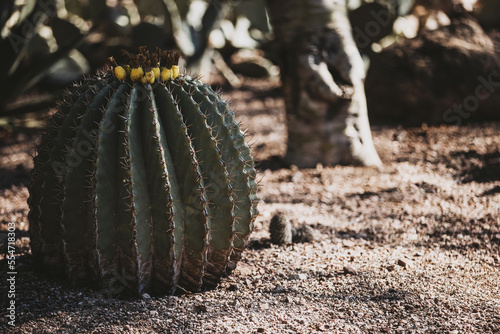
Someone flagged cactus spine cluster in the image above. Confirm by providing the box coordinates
[28,48,258,296]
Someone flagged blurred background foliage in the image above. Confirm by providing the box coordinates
[0,0,499,125]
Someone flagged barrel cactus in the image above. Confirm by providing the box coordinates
[28,47,258,296]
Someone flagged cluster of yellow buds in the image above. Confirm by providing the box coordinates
[114,64,180,83]
[110,47,181,84]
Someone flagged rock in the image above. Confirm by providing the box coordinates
[194,304,208,313]
[225,261,237,274]
[343,240,356,248]
[273,284,285,293]
[397,258,413,269]
[366,16,500,125]
[292,225,316,243]
[343,265,358,275]
[291,171,303,183]
[290,273,307,280]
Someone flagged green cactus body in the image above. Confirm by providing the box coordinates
[28,49,258,296]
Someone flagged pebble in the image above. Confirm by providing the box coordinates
[343,265,358,275]
[290,273,307,280]
[194,304,207,313]
[273,284,285,293]
[397,258,413,269]
[343,240,356,248]
[292,171,303,183]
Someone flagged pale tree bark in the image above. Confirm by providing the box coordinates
[266,0,382,167]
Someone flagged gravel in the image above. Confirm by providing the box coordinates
[1,77,499,333]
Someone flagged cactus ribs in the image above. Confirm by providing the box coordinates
[28,48,258,296]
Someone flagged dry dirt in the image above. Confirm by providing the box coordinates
[0,77,499,333]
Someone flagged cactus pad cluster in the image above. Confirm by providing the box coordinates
[28,47,258,296]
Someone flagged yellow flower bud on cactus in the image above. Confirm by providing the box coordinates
[152,67,160,79]
[172,65,180,79]
[142,70,155,84]
[161,67,172,82]
[114,66,127,80]
[130,67,144,82]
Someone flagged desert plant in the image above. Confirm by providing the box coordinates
[0,0,86,117]
[28,47,258,296]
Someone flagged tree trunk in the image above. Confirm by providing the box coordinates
[266,0,381,167]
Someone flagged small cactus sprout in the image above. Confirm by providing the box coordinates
[28,47,258,296]
[269,212,292,245]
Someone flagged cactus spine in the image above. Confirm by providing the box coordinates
[28,48,258,296]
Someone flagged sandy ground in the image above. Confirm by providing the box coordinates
[0,77,499,333]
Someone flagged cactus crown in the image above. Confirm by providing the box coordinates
[110,46,181,83]
[28,47,258,297]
